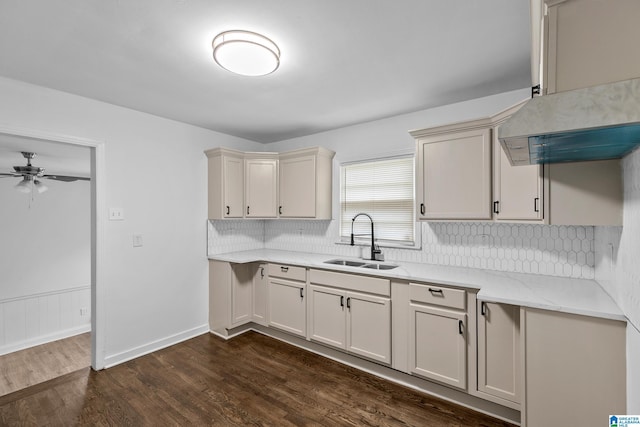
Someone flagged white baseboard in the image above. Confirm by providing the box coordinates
[0,324,91,356]
[103,324,209,368]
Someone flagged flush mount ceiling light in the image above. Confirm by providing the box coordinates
[212,30,280,76]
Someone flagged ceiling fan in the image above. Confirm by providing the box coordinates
[0,151,90,194]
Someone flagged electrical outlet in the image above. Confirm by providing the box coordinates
[80,308,88,316]
[133,233,143,247]
[108,207,124,221]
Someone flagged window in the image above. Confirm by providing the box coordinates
[340,156,415,246]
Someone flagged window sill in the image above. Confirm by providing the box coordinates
[335,240,422,251]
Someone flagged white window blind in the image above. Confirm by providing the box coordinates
[340,156,415,245]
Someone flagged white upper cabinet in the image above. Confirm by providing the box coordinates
[492,104,544,222]
[206,146,333,220]
[536,0,640,94]
[278,147,334,219]
[413,119,493,220]
[245,155,278,218]
[205,148,244,219]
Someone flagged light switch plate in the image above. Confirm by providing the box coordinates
[133,233,143,247]
[109,208,124,221]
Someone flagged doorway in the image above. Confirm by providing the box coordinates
[0,126,105,387]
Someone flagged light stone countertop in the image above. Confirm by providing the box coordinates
[208,249,626,322]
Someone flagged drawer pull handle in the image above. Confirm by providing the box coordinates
[458,320,464,335]
[481,301,486,316]
[281,266,289,273]
[428,288,444,295]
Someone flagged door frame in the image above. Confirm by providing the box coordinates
[0,124,106,370]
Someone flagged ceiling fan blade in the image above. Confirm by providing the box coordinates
[41,174,91,182]
[0,173,19,178]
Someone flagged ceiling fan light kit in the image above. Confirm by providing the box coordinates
[1,151,89,198]
[212,30,280,77]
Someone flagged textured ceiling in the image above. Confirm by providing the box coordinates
[0,0,532,144]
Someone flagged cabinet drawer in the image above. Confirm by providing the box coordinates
[309,269,390,297]
[268,263,306,282]
[409,283,466,310]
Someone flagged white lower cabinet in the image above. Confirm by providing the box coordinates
[308,284,391,364]
[308,270,391,365]
[267,263,307,338]
[309,285,346,348]
[208,260,257,336]
[252,263,268,326]
[345,291,391,363]
[408,283,467,390]
[409,304,467,389]
[523,308,626,427]
[475,301,521,409]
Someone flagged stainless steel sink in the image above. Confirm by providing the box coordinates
[362,263,399,270]
[324,259,367,267]
[323,259,399,270]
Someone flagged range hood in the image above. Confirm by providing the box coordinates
[498,78,640,165]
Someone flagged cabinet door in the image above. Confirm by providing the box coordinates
[268,278,306,337]
[252,264,268,326]
[417,128,492,220]
[223,155,244,218]
[308,285,346,349]
[545,0,640,94]
[279,155,316,218]
[245,158,278,218]
[493,135,543,221]
[477,302,521,407]
[409,304,467,389]
[346,292,391,365]
[524,308,625,427]
[230,264,253,327]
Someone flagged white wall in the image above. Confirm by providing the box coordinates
[0,76,262,366]
[595,146,640,413]
[0,178,90,299]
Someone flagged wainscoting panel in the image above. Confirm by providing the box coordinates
[0,286,91,356]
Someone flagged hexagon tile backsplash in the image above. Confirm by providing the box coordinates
[208,220,595,280]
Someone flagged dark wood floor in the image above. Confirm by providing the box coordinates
[0,331,516,426]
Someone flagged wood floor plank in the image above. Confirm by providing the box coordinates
[0,332,90,396]
[0,331,517,426]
